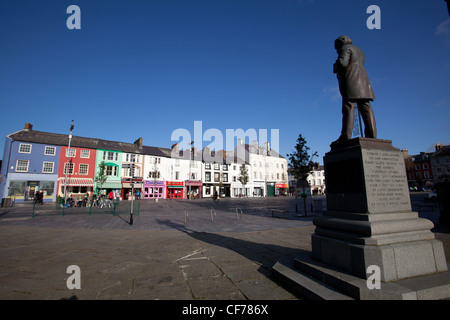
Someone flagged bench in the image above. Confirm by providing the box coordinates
[416,204,435,211]
[270,209,288,217]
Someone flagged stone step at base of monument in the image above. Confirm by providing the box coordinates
[272,253,450,300]
[272,256,354,300]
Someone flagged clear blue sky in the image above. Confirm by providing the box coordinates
[1,0,449,164]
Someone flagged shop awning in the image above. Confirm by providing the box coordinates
[99,182,123,189]
[276,183,288,188]
[122,183,143,188]
[58,178,94,187]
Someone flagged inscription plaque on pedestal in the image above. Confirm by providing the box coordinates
[362,148,411,213]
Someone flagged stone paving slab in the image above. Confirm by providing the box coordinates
[0,195,449,301]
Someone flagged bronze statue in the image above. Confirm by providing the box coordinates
[332,35,377,145]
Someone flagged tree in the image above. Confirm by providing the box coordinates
[237,164,249,197]
[287,134,318,216]
[95,161,107,196]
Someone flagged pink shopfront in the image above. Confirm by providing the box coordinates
[143,180,165,199]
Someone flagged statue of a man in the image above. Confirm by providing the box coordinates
[332,35,377,145]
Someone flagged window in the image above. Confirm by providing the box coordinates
[80,150,90,158]
[64,162,74,175]
[106,165,118,176]
[45,146,56,156]
[223,164,228,171]
[175,171,179,180]
[103,151,118,161]
[222,173,228,182]
[416,172,422,179]
[205,172,211,182]
[66,148,76,158]
[214,172,220,182]
[424,171,430,178]
[79,164,89,175]
[214,163,220,170]
[42,161,54,173]
[16,160,29,172]
[19,144,31,154]
[205,163,211,170]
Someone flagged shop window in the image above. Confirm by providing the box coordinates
[40,181,55,197]
[8,181,26,197]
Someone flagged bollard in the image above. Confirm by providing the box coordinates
[32,203,35,218]
[184,209,188,224]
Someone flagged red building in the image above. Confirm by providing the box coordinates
[57,146,97,198]
[403,150,433,190]
[166,181,184,199]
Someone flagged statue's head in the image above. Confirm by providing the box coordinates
[334,35,353,50]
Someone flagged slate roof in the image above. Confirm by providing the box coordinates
[432,145,450,158]
[7,129,157,155]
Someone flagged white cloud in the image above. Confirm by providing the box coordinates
[436,19,450,35]
[322,85,340,102]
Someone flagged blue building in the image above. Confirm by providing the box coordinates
[0,123,61,203]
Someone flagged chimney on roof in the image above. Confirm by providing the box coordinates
[435,144,444,151]
[24,123,33,131]
[134,137,143,149]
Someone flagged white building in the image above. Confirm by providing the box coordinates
[233,139,288,197]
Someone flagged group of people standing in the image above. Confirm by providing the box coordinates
[34,190,44,205]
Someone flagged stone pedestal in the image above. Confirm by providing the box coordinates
[273,138,450,299]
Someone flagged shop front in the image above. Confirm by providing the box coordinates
[121,178,143,200]
[58,177,94,198]
[185,180,202,199]
[276,183,288,196]
[253,181,265,197]
[166,181,184,199]
[143,180,165,199]
[6,173,58,202]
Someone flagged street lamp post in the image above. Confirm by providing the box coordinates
[130,182,134,225]
[63,120,75,205]
[188,141,194,200]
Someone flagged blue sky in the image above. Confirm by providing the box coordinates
[1,0,449,164]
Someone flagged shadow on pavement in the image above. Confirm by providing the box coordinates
[155,218,308,298]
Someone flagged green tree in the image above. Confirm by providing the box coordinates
[95,161,107,196]
[237,164,249,197]
[287,134,318,216]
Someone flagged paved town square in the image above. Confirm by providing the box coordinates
[0,194,449,300]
